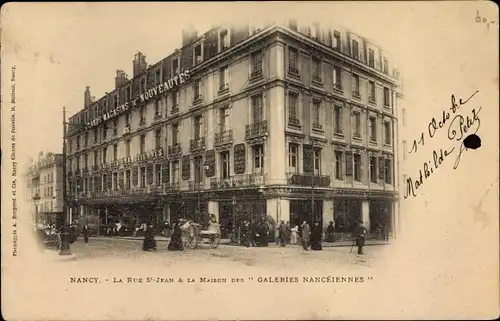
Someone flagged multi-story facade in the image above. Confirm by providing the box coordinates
[66,21,401,238]
[26,152,64,224]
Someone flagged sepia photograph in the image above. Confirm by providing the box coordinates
[1,2,499,320]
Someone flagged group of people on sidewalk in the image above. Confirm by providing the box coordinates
[142,220,185,252]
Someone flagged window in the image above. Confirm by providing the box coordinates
[113,172,118,190]
[193,115,202,139]
[140,106,145,124]
[335,151,343,180]
[333,66,342,90]
[193,80,201,100]
[172,58,180,75]
[102,148,107,164]
[384,158,392,184]
[288,92,299,123]
[312,56,321,82]
[155,69,161,85]
[125,140,130,157]
[352,74,360,96]
[288,47,299,73]
[252,144,264,174]
[352,40,359,59]
[113,144,118,161]
[334,106,343,134]
[155,128,162,150]
[172,161,179,183]
[369,117,377,141]
[333,30,341,49]
[312,100,321,129]
[140,134,146,154]
[84,132,88,147]
[219,29,229,51]
[370,156,378,183]
[102,124,107,139]
[288,143,298,173]
[384,87,390,107]
[383,58,388,74]
[76,136,80,150]
[114,94,118,108]
[93,151,99,167]
[402,140,407,160]
[194,156,203,183]
[125,112,130,126]
[141,78,146,93]
[126,87,132,101]
[154,100,161,116]
[172,123,179,144]
[353,112,361,137]
[384,122,392,145]
[219,107,229,132]
[369,81,376,102]
[140,167,146,187]
[368,49,375,67]
[171,90,178,108]
[113,118,118,135]
[155,164,162,185]
[220,151,230,179]
[313,148,321,175]
[251,50,263,76]
[219,66,229,91]
[353,153,361,182]
[251,94,263,123]
[194,44,203,65]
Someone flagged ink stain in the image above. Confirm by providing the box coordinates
[463,134,481,149]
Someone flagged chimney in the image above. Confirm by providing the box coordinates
[182,25,198,47]
[115,70,129,88]
[133,52,148,78]
[84,86,92,108]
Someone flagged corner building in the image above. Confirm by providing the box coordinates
[67,21,401,238]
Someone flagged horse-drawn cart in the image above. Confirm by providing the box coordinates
[180,219,221,249]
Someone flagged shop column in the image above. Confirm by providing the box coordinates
[362,200,370,232]
[323,200,334,227]
[208,201,219,222]
[266,198,290,223]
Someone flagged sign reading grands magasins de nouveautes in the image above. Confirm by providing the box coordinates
[85,70,191,128]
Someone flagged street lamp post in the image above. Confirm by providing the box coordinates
[197,161,210,214]
[32,193,41,226]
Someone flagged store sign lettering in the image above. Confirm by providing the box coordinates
[85,70,190,129]
[135,149,164,162]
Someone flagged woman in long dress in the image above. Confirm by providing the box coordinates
[290,225,299,244]
[168,221,184,251]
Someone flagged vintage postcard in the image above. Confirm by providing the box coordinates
[1,1,499,320]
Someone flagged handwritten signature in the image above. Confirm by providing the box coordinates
[404,91,482,198]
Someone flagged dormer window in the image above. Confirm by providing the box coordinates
[155,69,162,85]
[126,86,132,101]
[352,40,359,60]
[113,94,118,108]
[219,29,229,52]
[172,57,180,75]
[140,78,146,92]
[193,43,203,66]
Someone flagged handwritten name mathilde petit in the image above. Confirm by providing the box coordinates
[70,276,369,284]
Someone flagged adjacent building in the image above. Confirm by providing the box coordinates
[26,152,64,225]
[66,21,402,238]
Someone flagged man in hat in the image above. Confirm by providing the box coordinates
[353,222,367,254]
[301,221,311,251]
[310,221,323,251]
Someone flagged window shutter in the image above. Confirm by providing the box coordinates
[345,151,353,176]
[146,163,154,185]
[303,144,313,173]
[182,155,191,180]
[162,162,170,183]
[132,166,138,186]
[378,156,385,180]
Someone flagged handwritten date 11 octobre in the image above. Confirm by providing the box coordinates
[408,90,479,155]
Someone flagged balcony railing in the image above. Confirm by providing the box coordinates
[189,137,206,152]
[245,120,268,140]
[214,129,233,146]
[74,168,81,176]
[167,144,182,158]
[83,167,89,174]
[170,182,180,191]
[312,122,323,131]
[287,173,331,187]
[188,180,203,190]
[352,91,360,98]
[368,96,376,104]
[92,164,99,171]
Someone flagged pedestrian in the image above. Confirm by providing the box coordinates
[326,221,335,242]
[168,221,184,251]
[285,221,291,244]
[301,221,310,251]
[382,224,390,242]
[257,219,269,247]
[310,221,323,251]
[142,223,157,251]
[353,222,367,254]
[250,220,257,247]
[59,224,72,255]
[83,224,90,244]
[290,225,299,244]
[278,221,287,247]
